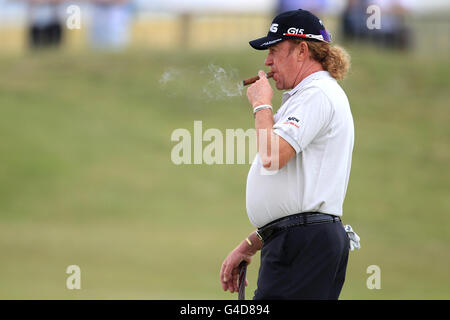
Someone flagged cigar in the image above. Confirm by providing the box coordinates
[242,72,274,86]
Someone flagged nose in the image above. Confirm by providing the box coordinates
[264,53,273,66]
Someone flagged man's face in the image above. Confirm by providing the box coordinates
[264,41,302,90]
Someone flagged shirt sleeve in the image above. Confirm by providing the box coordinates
[273,87,333,153]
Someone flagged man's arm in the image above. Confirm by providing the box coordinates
[220,231,263,293]
[248,71,296,170]
[255,109,296,170]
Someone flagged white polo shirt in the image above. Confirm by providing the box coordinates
[246,71,354,228]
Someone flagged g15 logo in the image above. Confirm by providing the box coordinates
[287,27,304,35]
[66,265,81,290]
[366,265,381,290]
[66,5,81,30]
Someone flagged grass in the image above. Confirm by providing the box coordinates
[0,45,449,299]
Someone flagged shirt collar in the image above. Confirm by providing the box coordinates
[282,71,332,103]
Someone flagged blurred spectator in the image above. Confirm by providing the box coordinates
[370,0,413,50]
[24,0,65,50]
[341,0,368,43]
[341,0,412,50]
[89,0,133,51]
[276,0,329,15]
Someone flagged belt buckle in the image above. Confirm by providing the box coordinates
[255,230,264,243]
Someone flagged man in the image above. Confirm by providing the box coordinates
[90,0,132,51]
[220,9,354,300]
[25,0,64,49]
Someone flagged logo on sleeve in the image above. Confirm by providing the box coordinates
[283,116,300,128]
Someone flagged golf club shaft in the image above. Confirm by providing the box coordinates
[238,261,247,300]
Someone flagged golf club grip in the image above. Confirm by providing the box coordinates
[238,261,247,300]
[242,72,274,86]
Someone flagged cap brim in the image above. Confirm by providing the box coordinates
[249,36,284,50]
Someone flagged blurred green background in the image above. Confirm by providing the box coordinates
[0,45,449,299]
[0,2,450,299]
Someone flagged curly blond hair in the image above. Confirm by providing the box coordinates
[289,40,351,81]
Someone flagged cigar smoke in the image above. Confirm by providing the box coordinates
[159,64,247,101]
[159,67,181,86]
[201,64,244,99]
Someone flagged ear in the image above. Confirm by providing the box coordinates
[297,41,309,62]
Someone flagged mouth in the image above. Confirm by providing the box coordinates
[272,72,278,81]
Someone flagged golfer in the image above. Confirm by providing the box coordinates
[220,9,354,300]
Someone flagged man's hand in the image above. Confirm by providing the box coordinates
[220,245,251,293]
[247,70,273,108]
[220,241,255,293]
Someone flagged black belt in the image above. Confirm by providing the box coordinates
[256,212,341,243]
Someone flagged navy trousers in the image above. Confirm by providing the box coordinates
[253,221,349,300]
